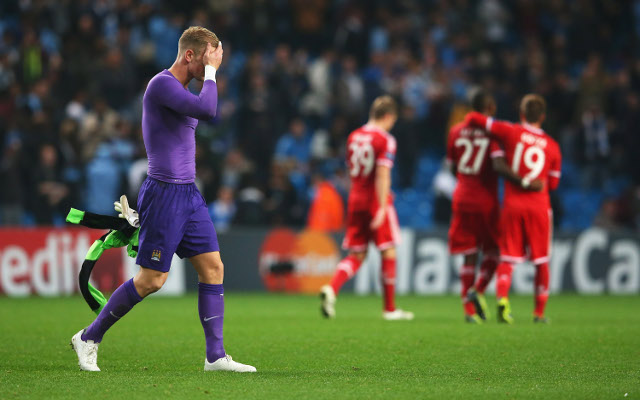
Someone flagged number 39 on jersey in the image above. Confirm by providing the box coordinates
[349,139,375,177]
[345,124,396,212]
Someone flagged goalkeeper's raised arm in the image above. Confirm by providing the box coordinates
[142,27,223,184]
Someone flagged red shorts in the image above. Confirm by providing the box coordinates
[342,205,400,252]
[500,207,552,265]
[448,208,500,256]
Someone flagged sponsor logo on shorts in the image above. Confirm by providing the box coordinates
[151,249,161,261]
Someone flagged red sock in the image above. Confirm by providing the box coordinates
[330,255,363,294]
[474,256,498,294]
[460,264,476,316]
[496,262,513,299]
[534,263,550,317]
[381,258,396,312]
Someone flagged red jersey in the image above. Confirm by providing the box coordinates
[346,124,396,212]
[475,115,562,210]
[446,120,503,213]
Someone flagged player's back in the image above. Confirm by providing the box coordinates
[346,124,396,212]
[447,120,501,213]
[499,123,561,210]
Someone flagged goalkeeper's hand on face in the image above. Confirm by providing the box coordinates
[114,195,140,228]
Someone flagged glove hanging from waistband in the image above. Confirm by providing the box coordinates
[66,207,139,314]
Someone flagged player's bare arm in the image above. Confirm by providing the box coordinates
[371,165,391,229]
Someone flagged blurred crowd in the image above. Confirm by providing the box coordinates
[1,0,640,231]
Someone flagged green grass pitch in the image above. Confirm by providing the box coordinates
[1,293,639,399]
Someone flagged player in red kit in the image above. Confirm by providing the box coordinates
[446,91,504,324]
[320,96,413,321]
[466,94,562,323]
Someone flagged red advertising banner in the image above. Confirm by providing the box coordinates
[259,228,340,294]
[0,228,126,296]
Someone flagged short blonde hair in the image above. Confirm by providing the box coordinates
[369,95,398,120]
[178,26,219,55]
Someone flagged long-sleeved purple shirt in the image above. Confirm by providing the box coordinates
[142,69,218,183]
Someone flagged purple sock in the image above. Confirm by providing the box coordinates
[82,278,142,343]
[198,283,226,362]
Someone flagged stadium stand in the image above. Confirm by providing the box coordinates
[0,1,639,231]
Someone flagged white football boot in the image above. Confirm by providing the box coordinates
[383,309,415,321]
[70,329,100,371]
[320,285,336,318]
[204,355,257,372]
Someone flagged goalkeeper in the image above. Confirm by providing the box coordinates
[70,26,255,373]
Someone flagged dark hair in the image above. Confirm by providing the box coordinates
[520,94,546,123]
[369,95,398,120]
[470,90,495,113]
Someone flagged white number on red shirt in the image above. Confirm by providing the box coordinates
[349,141,375,177]
[454,137,489,175]
[512,142,545,180]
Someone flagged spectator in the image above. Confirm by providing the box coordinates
[334,56,365,126]
[96,48,136,112]
[222,148,254,190]
[238,72,275,176]
[393,105,420,188]
[432,161,456,226]
[31,144,70,224]
[65,91,89,122]
[579,105,610,189]
[275,118,312,168]
[265,164,305,226]
[79,98,119,162]
[274,117,312,195]
[0,128,26,225]
[301,49,335,118]
[235,175,266,226]
[307,172,344,233]
[209,187,237,233]
[85,144,121,216]
[594,198,621,230]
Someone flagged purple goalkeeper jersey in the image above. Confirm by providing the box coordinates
[142,69,218,183]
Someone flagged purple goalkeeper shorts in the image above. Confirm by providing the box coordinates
[135,177,220,272]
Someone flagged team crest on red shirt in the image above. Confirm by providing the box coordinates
[151,250,161,261]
